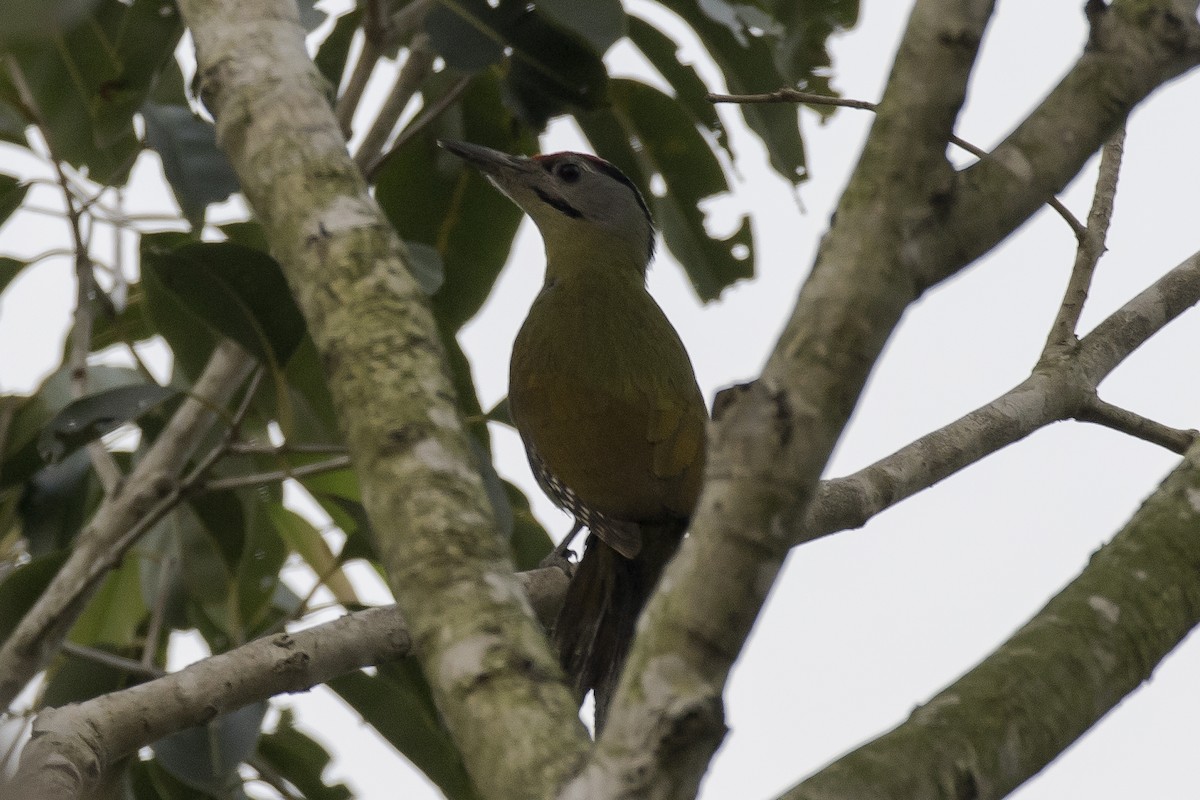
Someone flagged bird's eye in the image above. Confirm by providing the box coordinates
[556,162,582,183]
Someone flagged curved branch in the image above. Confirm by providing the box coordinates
[780,440,1200,800]
[6,568,569,800]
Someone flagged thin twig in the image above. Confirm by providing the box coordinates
[335,37,381,135]
[352,34,435,175]
[1043,127,1126,352]
[708,88,1086,236]
[140,551,176,669]
[199,454,353,492]
[60,642,166,680]
[367,75,472,180]
[4,55,123,493]
[227,441,348,455]
[1077,397,1198,454]
[247,756,305,800]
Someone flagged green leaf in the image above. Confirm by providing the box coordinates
[141,239,306,366]
[233,499,287,635]
[0,173,29,229]
[330,663,482,800]
[268,503,358,605]
[0,0,102,42]
[0,256,28,296]
[535,0,626,55]
[580,79,754,300]
[153,701,268,796]
[375,71,531,334]
[0,549,69,642]
[143,102,240,229]
[315,7,362,90]
[68,551,148,647]
[424,0,608,127]
[19,450,100,554]
[0,365,144,490]
[0,0,183,185]
[657,0,808,183]
[36,384,179,464]
[425,2,504,71]
[626,17,728,157]
[504,480,553,570]
[41,642,139,707]
[256,709,352,800]
[142,236,306,435]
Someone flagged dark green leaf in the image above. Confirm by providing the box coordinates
[375,71,531,334]
[315,7,363,90]
[423,0,608,127]
[0,256,28,296]
[425,2,504,71]
[0,550,69,642]
[89,282,156,351]
[19,450,99,554]
[504,480,553,570]
[330,663,481,800]
[0,0,102,42]
[0,0,182,184]
[138,231,218,381]
[580,79,754,300]
[0,173,29,229]
[37,384,179,464]
[141,239,306,366]
[626,17,728,157]
[0,365,144,490]
[153,701,268,796]
[143,102,240,229]
[535,0,625,55]
[131,758,226,800]
[41,641,140,707]
[657,0,807,183]
[257,709,352,800]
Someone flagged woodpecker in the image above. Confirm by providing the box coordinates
[439,140,707,730]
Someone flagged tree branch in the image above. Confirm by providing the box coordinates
[574,3,1001,797]
[1044,127,1126,351]
[780,439,1200,799]
[0,340,255,711]
[176,1,588,797]
[6,567,570,800]
[801,244,1200,544]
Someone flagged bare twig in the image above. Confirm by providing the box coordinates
[708,88,1086,236]
[59,643,165,680]
[352,34,435,175]
[367,75,472,180]
[198,454,353,492]
[227,441,348,455]
[1077,397,1198,454]
[4,55,123,492]
[1044,127,1126,352]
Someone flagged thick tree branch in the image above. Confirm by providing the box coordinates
[571,3,1000,797]
[0,339,254,711]
[175,1,587,797]
[6,568,570,800]
[781,439,1200,800]
[921,1,1200,289]
[804,243,1200,542]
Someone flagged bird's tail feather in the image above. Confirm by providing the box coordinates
[552,520,685,733]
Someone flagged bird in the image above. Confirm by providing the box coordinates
[439,139,708,731]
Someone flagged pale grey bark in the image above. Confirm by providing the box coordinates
[175,0,588,797]
[0,339,254,711]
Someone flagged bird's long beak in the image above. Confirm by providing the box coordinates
[438,139,531,180]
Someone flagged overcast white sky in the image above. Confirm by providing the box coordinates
[2,1,1199,798]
